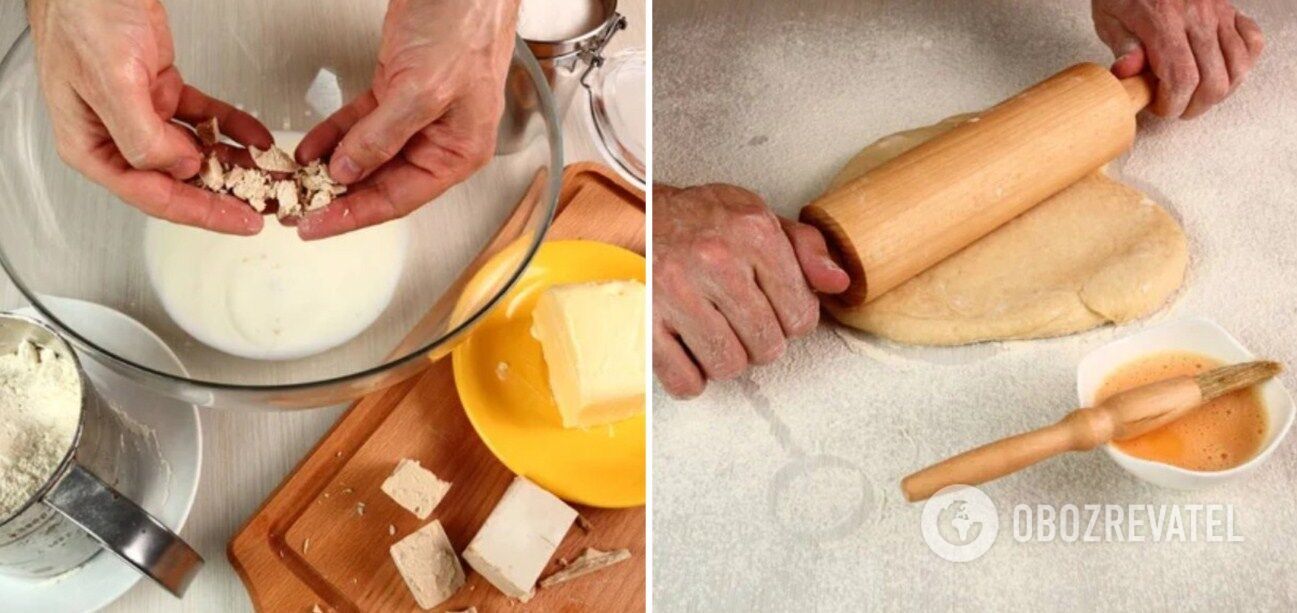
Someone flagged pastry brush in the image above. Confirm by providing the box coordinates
[902,360,1282,502]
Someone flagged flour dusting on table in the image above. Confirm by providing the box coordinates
[654,1,1297,609]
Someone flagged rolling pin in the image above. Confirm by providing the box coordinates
[800,63,1154,305]
[901,360,1282,502]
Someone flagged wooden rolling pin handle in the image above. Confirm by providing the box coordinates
[803,64,1153,308]
[901,408,1114,502]
[1121,73,1155,113]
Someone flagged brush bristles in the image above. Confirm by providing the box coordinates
[1195,361,1283,401]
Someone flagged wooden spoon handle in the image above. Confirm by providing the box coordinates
[901,406,1115,502]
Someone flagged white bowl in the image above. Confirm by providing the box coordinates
[1076,317,1294,490]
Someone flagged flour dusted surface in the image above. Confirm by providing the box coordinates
[0,341,80,519]
[654,0,1297,609]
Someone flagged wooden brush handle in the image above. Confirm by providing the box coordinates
[901,408,1114,502]
[902,375,1202,502]
[801,65,1153,305]
[1104,376,1203,439]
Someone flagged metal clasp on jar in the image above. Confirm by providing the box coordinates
[497,0,628,155]
[578,11,628,89]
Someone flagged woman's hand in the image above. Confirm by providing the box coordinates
[294,0,519,240]
[653,184,850,398]
[1092,0,1264,119]
[29,0,272,234]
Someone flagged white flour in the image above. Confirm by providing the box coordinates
[0,341,80,519]
[653,1,1297,609]
[517,0,604,41]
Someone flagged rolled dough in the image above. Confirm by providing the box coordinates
[823,115,1188,346]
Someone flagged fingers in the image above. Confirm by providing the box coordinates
[702,266,786,366]
[1182,2,1229,119]
[92,63,202,179]
[297,122,491,240]
[329,80,447,184]
[654,240,750,385]
[749,230,820,339]
[210,142,257,169]
[1222,11,1264,89]
[1217,17,1251,90]
[1235,12,1265,56]
[1144,26,1198,118]
[296,91,380,164]
[650,184,833,395]
[1119,1,1264,119]
[1093,10,1146,78]
[150,66,184,119]
[294,168,409,240]
[1110,45,1147,78]
[77,145,263,235]
[780,218,850,295]
[173,84,273,149]
[296,156,466,240]
[669,295,747,383]
[653,320,705,399]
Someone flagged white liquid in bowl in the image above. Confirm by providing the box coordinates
[144,131,408,361]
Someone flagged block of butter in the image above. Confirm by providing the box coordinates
[390,520,465,610]
[462,476,577,600]
[530,280,645,429]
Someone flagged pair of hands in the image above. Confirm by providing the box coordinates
[657,0,1265,398]
[29,0,517,240]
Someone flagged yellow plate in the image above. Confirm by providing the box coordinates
[452,240,646,508]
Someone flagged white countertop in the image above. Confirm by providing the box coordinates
[653,0,1297,610]
[0,0,644,610]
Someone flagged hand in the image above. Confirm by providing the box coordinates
[28,0,272,234]
[652,184,851,399]
[1092,0,1264,119]
[294,0,519,240]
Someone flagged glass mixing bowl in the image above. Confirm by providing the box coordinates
[0,4,561,411]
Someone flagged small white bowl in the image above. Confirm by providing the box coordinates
[1076,317,1295,490]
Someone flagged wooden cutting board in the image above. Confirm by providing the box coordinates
[229,163,646,612]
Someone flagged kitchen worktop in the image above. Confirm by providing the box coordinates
[0,0,644,610]
[654,0,1297,610]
